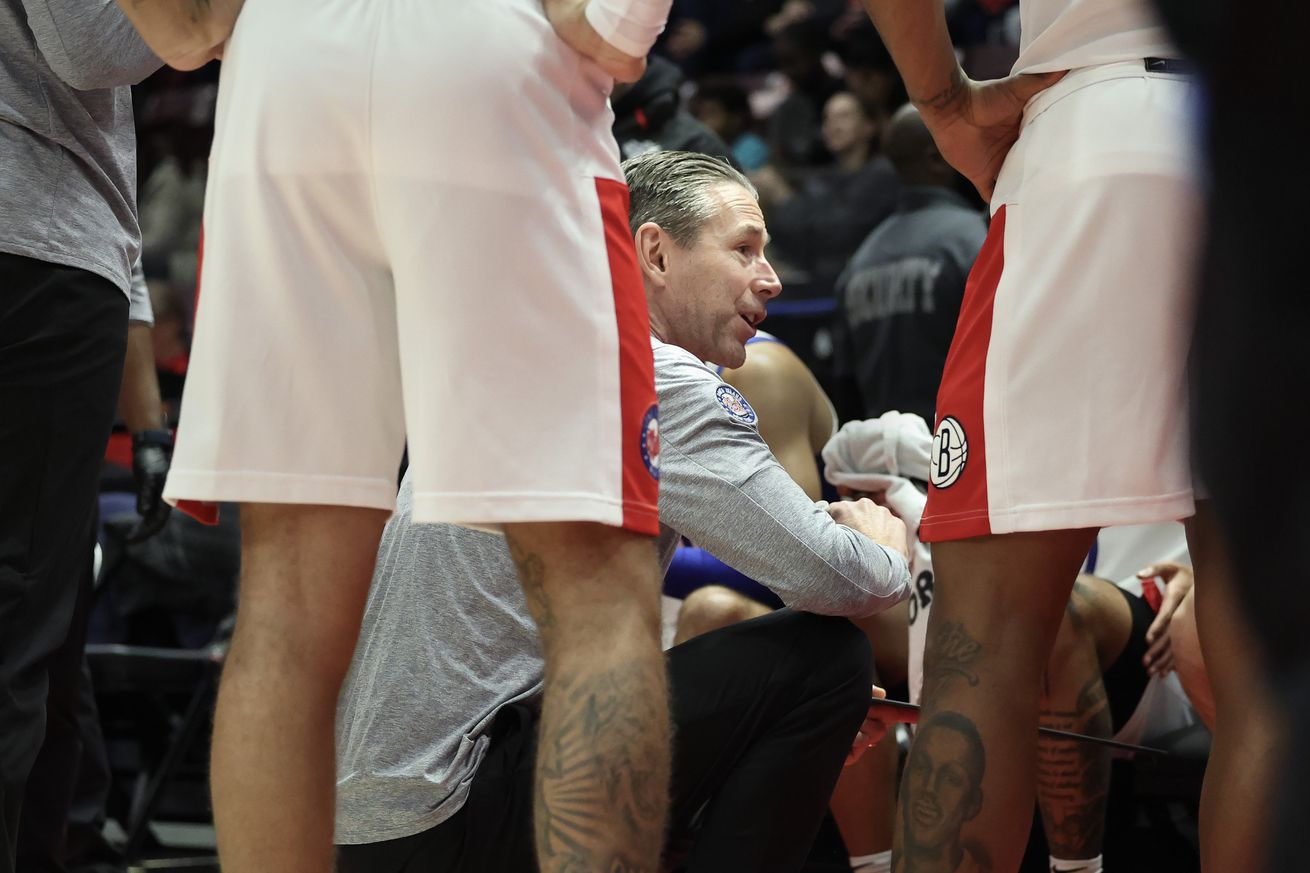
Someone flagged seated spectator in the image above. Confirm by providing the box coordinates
[833,104,986,422]
[612,56,736,165]
[332,151,912,873]
[756,91,901,294]
[690,79,771,171]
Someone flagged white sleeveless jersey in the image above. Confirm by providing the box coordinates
[1013,0,1179,75]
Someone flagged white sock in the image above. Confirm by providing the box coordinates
[1049,854,1103,873]
[850,850,892,873]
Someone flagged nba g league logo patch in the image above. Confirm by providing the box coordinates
[931,416,968,488]
[640,404,660,480]
[715,385,757,425]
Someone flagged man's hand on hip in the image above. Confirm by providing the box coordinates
[542,0,647,82]
[917,68,1066,201]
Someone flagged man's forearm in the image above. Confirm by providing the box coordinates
[859,0,964,109]
[119,322,166,433]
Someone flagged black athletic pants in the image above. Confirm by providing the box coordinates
[0,253,127,872]
[337,609,876,873]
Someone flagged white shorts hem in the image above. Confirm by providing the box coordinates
[163,469,399,511]
[989,490,1195,534]
[411,491,628,529]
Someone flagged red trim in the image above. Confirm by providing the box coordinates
[104,432,133,469]
[1139,577,1163,613]
[596,178,660,536]
[919,206,1006,543]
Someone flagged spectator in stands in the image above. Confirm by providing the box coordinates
[332,150,912,873]
[835,22,907,125]
[767,20,844,167]
[756,91,901,296]
[137,80,215,302]
[690,80,771,171]
[660,0,845,76]
[833,105,986,422]
[612,55,736,165]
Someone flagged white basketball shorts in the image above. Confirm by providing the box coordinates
[164,0,660,534]
[921,61,1200,542]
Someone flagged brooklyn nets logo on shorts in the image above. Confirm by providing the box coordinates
[931,416,968,488]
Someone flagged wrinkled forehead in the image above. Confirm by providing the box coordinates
[697,182,768,243]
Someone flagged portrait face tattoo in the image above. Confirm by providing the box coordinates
[902,713,986,868]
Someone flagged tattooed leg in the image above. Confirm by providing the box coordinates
[505,522,670,873]
[1037,595,1112,863]
[893,529,1097,873]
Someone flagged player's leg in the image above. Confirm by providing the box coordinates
[210,505,389,871]
[164,6,402,862]
[1167,587,1213,727]
[1036,577,1128,871]
[831,605,908,872]
[502,523,667,872]
[894,528,1095,873]
[832,731,898,872]
[1188,505,1280,873]
[673,585,773,645]
[374,6,675,869]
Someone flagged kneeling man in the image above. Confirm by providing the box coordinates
[334,151,912,873]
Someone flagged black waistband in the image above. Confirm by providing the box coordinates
[1145,57,1195,75]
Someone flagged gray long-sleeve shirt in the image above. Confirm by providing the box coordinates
[334,336,910,844]
[1,0,161,293]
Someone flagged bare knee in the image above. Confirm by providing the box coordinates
[674,585,772,644]
[232,503,389,682]
[1042,604,1098,708]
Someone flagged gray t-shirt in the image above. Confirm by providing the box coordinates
[334,337,911,844]
[1,0,161,294]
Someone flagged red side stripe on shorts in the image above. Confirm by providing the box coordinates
[176,223,221,526]
[919,205,1006,543]
[595,178,661,536]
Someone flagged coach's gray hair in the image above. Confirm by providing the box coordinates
[621,151,757,247]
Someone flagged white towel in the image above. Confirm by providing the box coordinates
[823,411,936,706]
[822,412,933,528]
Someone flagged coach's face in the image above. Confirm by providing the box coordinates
[642,182,782,369]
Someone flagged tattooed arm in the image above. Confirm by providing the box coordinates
[114,0,243,70]
[857,0,1064,199]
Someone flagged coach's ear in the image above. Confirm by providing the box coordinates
[634,221,669,289]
